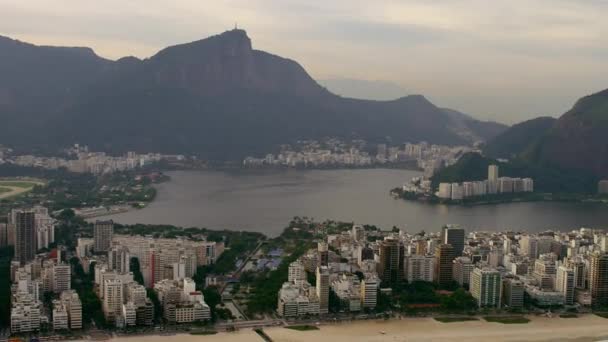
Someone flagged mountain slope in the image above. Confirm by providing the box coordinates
[483,116,556,159]
[1,30,498,159]
[441,108,508,143]
[527,89,608,177]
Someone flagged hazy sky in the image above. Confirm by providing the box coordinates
[2,0,608,124]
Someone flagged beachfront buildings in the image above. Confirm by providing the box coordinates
[53,290,82,330]
[556,265,575,305]
[277,282,321,317]
[11,293,42,333]
[271,221,608,318]
[590,252,608,306]
[316,266,330,314]
[154,278,211,323]
[470,268,502,308]
[503,278,524,308]
[435,244,455,287]
[360,275,379,309]
[378,237,404,285]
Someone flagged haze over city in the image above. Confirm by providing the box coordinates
[2,0,608,123]
[5,1,608,341]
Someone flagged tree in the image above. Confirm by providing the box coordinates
[329,289,342,313]
[130,257,145,285]
[440,288,477,313]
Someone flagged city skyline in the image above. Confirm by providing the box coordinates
[2,0,608,123]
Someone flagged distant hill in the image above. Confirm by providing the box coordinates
[441,108,508,144]
[319,78,408,101]
[0,30,506,159]
[483,116,557,159]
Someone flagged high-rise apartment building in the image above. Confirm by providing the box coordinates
[556,266,575,305]
[442,225,465,256]
[378,237,404,284]
[590,252,608,306]
[317,242,329,267]
[434,244,455,287]
[470,268,502,308]
[316,266,329,314]
[502,278,524,308]
[452,256,475,286]
[360,275,378,309]
[109,245,130,274]
[488,164,499,182]
[533,254,557,290]
[94,220,114,253]
[14,210,36,265]
[404,254,435,283]
[103,279,124,323]
[53,263,71,294]
[288,261,306,284]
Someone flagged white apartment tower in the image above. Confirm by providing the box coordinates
[556,266,575,305]
[360,275,378,309]
[103,279,124,323]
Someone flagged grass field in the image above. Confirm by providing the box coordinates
[484,316,530,324]
[595,312,608,319]
[285,325,320,331]
[435,317,479,323]
[190,330,217,335]
[0,179,44,200]
[0,180,39,188]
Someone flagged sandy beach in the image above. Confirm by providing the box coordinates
[108,315,608,342]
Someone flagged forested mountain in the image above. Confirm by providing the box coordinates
[0,30,506,159]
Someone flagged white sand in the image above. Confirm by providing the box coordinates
[108,315,608,342]
[267,315,608,342]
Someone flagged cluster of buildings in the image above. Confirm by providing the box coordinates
[73,220,222,327]
[436,165,534,200]
[279,222,608,316]
[277,226,382,318]
[3,207,80,333]
[456,227,608,308]
[1,144,185,175]
[441,226,608,308]
[243,139,474,172]
[4,211,223,334]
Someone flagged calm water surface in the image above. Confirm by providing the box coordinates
[106,169,608,237]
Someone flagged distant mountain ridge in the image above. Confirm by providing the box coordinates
[525,89,608,177]
[0,30,506,159]
[482,116,557,159]
[447,87,608,193]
